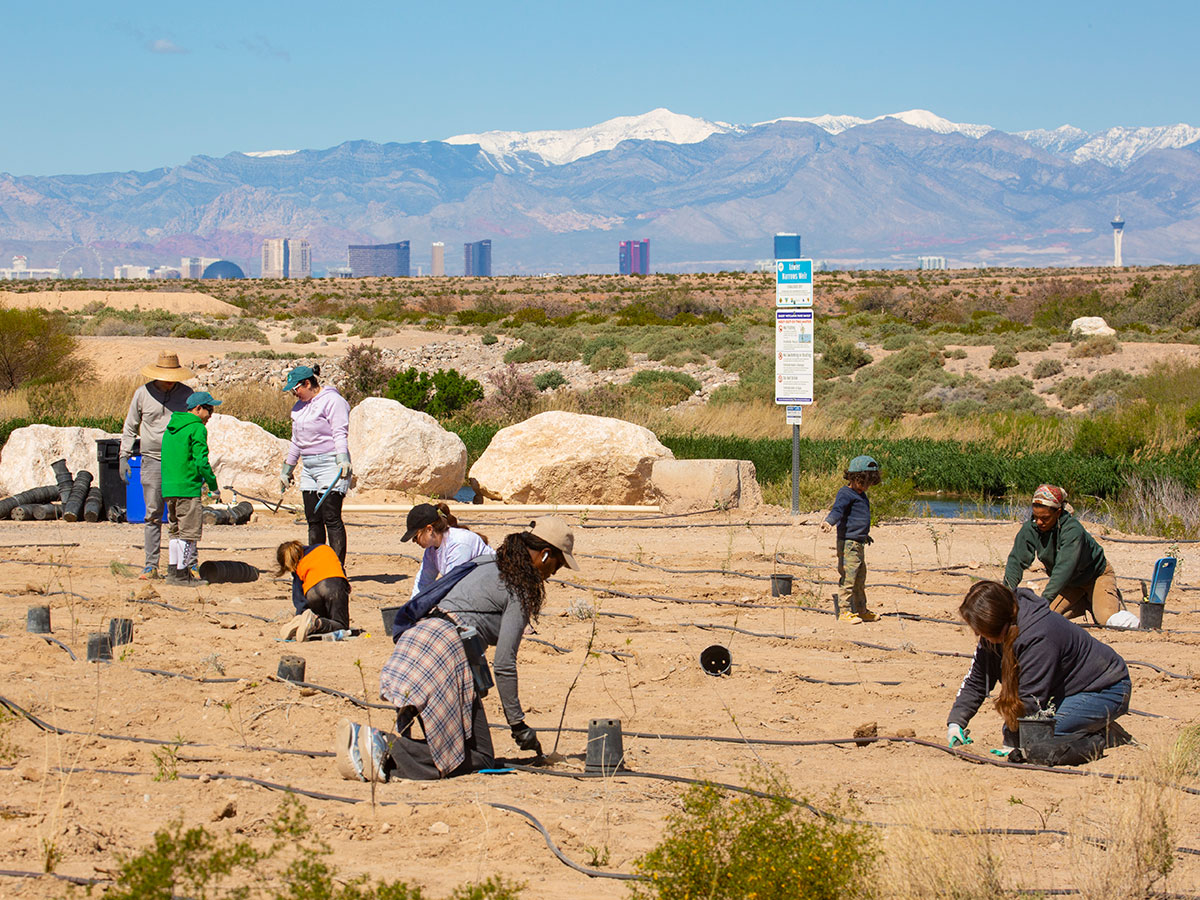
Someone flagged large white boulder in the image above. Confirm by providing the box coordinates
[0,425,118,495]
[470,411,673,504]
[651,459,763,513]
[348,397,467,497]
[206,414,291,499]
[1069,316,1116,337]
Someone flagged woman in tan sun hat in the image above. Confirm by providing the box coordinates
[120,351,194,579]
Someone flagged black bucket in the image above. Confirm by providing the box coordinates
[769,573,793,596]
[108,617,134,647]
[26,605,51,633]
[86,632,112,662]
[1018,715,1056,764]
[700,644,731,676]
[585,718,625,775]
[197,561,260,584]
[277,654,306,683]
[380,606,403,634]
[1140,601,1164,631]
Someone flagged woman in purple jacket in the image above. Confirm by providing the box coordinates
[279,365,352,564]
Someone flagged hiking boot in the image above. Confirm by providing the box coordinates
[280,609,318,642]
[857,607,880,623]
[335,718,366,781]
[166,567,208,587]
[838,610,863,625]
[140,566,160,580]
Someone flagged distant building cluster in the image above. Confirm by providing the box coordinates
[262,238,311,279]
[0,256,58,280]
[619,239,650,275]
[464,239,492,277]
[917,256,948,270]
[348,241,410,277]
[114,264,181,280]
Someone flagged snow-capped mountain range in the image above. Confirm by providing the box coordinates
[443,107,1199,171]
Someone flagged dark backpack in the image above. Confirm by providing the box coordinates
[391,559,492,642]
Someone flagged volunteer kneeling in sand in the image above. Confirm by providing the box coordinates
[947,580,1132,762]
[335,517,578,782]
[277,540,351,641]
[1003,484,1137,628]
[403,502,494,599]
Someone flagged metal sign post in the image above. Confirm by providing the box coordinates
[774,259,814,515]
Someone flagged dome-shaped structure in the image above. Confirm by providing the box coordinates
[201,260,245,280]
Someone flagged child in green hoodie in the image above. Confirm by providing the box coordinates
[160,391,222,586]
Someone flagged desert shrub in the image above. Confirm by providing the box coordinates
[944,348,968,360]
[339,343,398,406]
[719,347,768,378]
[1032,358,1063,379]
[172,322,215,339]
[348,319,380,338]
[661,350,706,367]
[989,349,1019,369]
[456,309,508,327]
[581,334,623,365]
[1015,334,1052,352]
[504,328,584,363]
[870,475,916,524]
[218,321,269,343]
[881,333,920,350]
[1185,401,1200,434]
[1054,370,1133,409]
[588,345,630,371]
[819,340,872,376]
[292,331,318,344]
[533,370,568,392]
[0,308,90,389]
[1073,406,1152,458]
[320,321,341,335]
[1068,334,1120,357]
[481,333,498,345]
[629,369,701,394]
[385,367,482,418]
[473,364,537,423]
[630,778,875,900]
[226,349,309,360]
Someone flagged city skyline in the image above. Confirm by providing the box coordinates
[3,1,1198,175]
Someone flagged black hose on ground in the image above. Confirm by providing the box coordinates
[0,485,61,519]
[61,471,93,522]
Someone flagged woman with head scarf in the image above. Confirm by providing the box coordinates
[1003,484,1136,628]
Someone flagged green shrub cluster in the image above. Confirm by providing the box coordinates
[1032,358,1063,379]
[533,370,568,391]
[0,308,89,389]
[385,367,484,418]
[1052,370,1132,409]
[989,348,1019,369]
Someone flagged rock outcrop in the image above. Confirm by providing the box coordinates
[651,459,762,513]
[469,411,673,504]
[0,425,118,495]
[348,398,467,497]
[1069,316,1116,337]
[206,414,291,500]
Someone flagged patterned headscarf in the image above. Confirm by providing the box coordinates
[1032,484,1066,509]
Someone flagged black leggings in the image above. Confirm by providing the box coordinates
[304,577,350,633]
[384,699,496,780]
[303,489,346,565]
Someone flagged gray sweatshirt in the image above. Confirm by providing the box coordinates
[438,557,529,726]
[120,382,193,461]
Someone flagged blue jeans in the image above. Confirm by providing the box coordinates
[1054,676,1131,738]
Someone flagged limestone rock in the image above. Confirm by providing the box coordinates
[0,424,118,496]
[206,414,290,499]
[651,459,762,513]
[1069,316,1116,337]
[347,398,466,497]
[469,411,673,504]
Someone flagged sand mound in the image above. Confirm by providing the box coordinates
[0,289,241,316]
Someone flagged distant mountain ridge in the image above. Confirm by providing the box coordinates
[4,108,1200,274]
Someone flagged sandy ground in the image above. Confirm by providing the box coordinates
[0,290,240,316]
[0,508,1198,897]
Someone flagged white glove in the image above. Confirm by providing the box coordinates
[335,453,352,481]
[947,723,972,748]
[279,463,295,494]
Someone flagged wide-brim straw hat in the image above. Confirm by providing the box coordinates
[141,351,194,382]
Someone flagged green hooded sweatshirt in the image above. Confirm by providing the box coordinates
[160,411,218,499]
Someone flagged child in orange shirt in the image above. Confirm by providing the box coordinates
[277,540,351,641]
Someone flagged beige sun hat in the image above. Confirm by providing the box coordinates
[141,351,194,382]
[529,515,579,570]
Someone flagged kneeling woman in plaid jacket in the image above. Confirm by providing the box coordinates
[336,516,579,781]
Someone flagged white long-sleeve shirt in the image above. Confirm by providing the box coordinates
[409,527,494,599]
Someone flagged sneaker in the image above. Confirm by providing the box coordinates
[335,718,365,781]
[357,724,390,783]
[165,568,208,587]
[139,566,159,580]
[280,610,318,642]
[857,608,880,623]
[838,610,863,624]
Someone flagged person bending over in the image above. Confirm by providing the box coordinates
[335,516,578,782]
[403,502,494,599]
[277,540,351,641]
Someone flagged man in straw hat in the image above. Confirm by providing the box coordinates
[120,351,194,579]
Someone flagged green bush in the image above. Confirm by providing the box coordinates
[944,348,968,360]
[819,340,872,376]
[1032,358,1064,379]
[348,320,381,338]
[630,778,875,900]
[533,370,568,391]
[293,331,318,344]
[339,343,397,406]
[1068,334,1120,357]
[481,333,498,345]
[385,367,483,418]
[989,349,1019,369]
[1073,407,1151,458]
[588,345,630,371]
[0,308,89,389]
[629,369,701,394]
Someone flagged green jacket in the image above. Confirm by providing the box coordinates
[1003,512,1108,602]
[160,411,218,498]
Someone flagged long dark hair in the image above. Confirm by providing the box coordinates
[429,501,489,545]
[495,531,556,622]
[959,581,1023,730]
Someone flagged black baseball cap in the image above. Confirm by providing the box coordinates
[402,504,441,542]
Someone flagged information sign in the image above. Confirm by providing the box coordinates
[775,258,814,307]
[774,309,814,404]
[785,405,804,425]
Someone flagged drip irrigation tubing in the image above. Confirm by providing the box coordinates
[0,632,78,660]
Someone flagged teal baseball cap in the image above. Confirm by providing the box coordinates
[186,390,221,410]
[283,365,315,392]
[848,455,880,473]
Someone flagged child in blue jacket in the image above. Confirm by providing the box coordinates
[821,455,881,623]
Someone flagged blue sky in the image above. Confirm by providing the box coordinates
[5,0,1197,175]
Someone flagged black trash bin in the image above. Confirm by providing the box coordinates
[96,438,125,519]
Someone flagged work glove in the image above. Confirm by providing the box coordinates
[511,722,543,755]
[335,452,352,481]
[209,490,222,504]
[947,723,973,748]
[990,747,1015,759]
[118,457,131,484]
[279,463,295,495]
